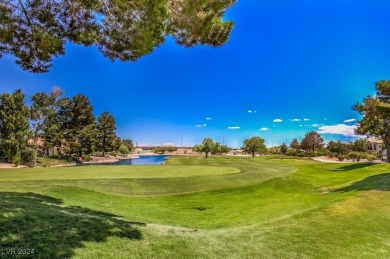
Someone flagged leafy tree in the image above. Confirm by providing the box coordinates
[301,131,324,152]
[198,138,215,158]
[192,144,200,153]
[220,144,230,154]
[211,141,222,155]
[352,139,366,152]
[290,138,300,151]
[118,144,129,156]
[96,111,117,156]
[122,139,134,153]
[0,89,30,165]
[327,140,349,156]
[242,136,267,157]
[353,80,390,162]
[280,143,288,154]
[152,146,177,153]
[111,136,122,152]
[0,0,236,73]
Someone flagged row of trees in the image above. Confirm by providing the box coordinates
[0,88,133,166]
[193,132,379,161]
[192,138,230,158]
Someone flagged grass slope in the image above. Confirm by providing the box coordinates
[0,156,389,258]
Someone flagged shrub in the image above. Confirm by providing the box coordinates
[366,154,376,162]
[346,152,360,162]
[83,154,91,162]
[338,155,345,161]
[119,144,130,156]
[286,150,297,156]
[21,147,36,167]
[110,151,118,157]
[305,151,317,157]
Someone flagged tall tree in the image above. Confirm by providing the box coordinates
[122,139,134,153]
[0,89,30,165]
[327,140,349,156]
[0,0,236,73]
[352,139,366,152]
[290,138,300,151]
[30,87,63,160]
[96,111,117,156]
[63,95,96,158]
[199,138,214,158]
[301,131,324,152]
[353,80,390,162]
[280,143,288,154]
[242,136,267,157]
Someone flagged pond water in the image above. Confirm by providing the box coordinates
[111,155,168,165]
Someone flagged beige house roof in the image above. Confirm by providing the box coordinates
[366,138,383,144]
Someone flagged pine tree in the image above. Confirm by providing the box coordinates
[61,95,96,158]
[96,111,117,157]
[0,89,30,165]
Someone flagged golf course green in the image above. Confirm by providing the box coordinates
[0,156,389,258]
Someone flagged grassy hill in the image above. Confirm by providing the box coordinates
[0,156,389,258]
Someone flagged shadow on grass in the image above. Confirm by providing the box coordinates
[335,173,390,192]
[331,163,376,171]
[0,192,144,258]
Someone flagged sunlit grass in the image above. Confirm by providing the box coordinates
[1,156,389,258]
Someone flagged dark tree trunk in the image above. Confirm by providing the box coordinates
[252,152,255,157]
[387,146,390,163]
[205,152,208,158]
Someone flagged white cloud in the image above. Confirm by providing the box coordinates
[248,110,252,113]
[203,124,207,127]
[273,119,283,123]
[196,124,207,128]
[317,124,357,137]
[260,127,269,131]
[343,118,356,123]
[228,126,240,130]
[205,117,212,120]
[304,118,310,121]
[254,111,257,113]
[311,124,324,127]
[299,125,303,127]
[291,118,301,122]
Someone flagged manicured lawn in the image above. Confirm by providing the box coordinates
[0,156,389,258]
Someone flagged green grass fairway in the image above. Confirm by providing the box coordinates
[1,156,389,258]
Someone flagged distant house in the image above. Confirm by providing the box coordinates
[366,138,387,161]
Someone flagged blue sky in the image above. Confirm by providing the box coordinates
[1,0,390,148]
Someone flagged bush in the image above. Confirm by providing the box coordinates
[109,151,118,157]
[21,147,36,167]
[305,151,317,157]
[338,155,345,161]
[83,154,91,162]
[286,150,297,156]
[118,144,130,156]
[346,152,360,162]
[366,154,376,162]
